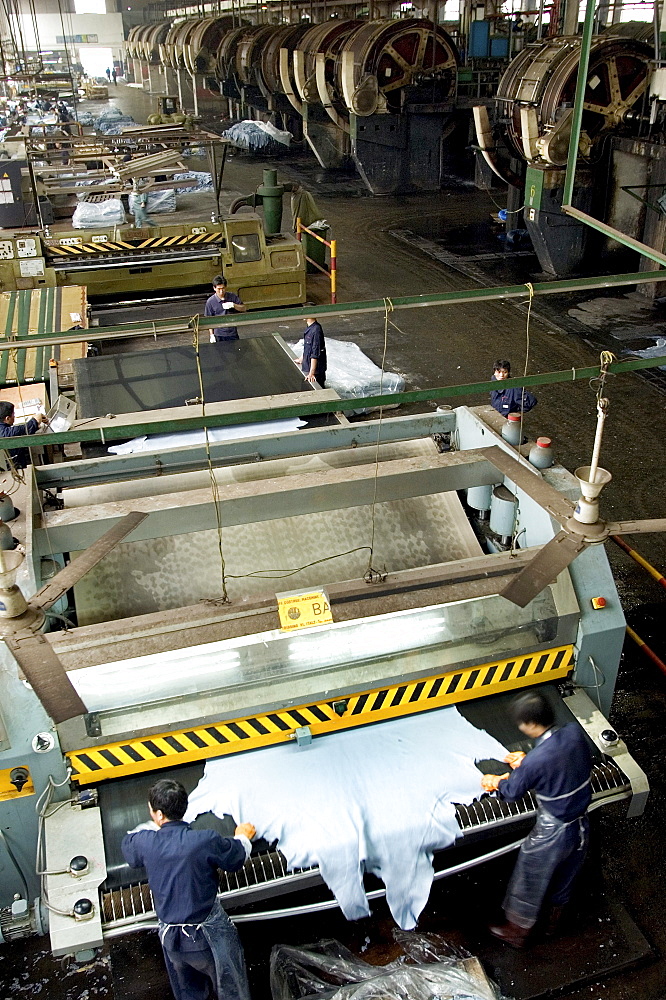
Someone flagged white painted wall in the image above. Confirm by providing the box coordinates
[18,12,124,56]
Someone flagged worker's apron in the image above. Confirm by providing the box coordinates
[158,899,251,1000]
[503,778,590,929]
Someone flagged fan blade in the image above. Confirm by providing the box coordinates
[607,518,666,536]
[5,632,86,724]
[500,531,588,608]
[31,510,148,611]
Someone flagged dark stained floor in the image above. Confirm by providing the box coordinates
[3,81,666,1000]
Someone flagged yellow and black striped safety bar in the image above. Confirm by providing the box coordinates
[67,645,574,784]
[45,233,225,257]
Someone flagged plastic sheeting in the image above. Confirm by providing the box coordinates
[172,170,214,194]
[129,189,176,215]
[184,707,508,929]
[72,198,126,228]
[224,120,292,152]
[270,934,508,1000]
[290,338,404,411]
[625,338,666,370]
[107,418,307,454]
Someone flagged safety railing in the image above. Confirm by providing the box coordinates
[295,218,337,304]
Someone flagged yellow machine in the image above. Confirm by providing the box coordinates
[0,215,306,304]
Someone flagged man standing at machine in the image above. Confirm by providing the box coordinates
[490,359,537,417]
[122,778,255,1000]
[296,316,327,387]
[204,275,247,342]
[480,691,592,948]
[0,400,47,468]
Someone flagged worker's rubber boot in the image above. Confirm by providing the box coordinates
[488,920,530,949]
[543,904,566,938]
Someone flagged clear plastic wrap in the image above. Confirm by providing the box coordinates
[72,198,126,228]
[290,337,404,413]
[129,189,176,214]
[270,933,509,1000]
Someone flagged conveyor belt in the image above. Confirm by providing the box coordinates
[99,757,631,928]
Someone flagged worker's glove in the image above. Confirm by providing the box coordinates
[235,822,256,841]
[504,751,526,770]
[126,820,159,834]
[222,301,236,311]
[481,773,510,793]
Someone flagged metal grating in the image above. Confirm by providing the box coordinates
[99,758,631,929]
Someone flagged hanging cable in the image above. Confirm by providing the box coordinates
[191,314,230,603]
[364,298,392,585]
[510,282,534,557]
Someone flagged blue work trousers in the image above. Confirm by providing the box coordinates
[504,806,589,929]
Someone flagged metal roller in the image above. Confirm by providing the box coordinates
[337,19,458,117]
[496,35,652,161]
[183,16,238,77]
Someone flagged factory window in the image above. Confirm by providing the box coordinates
[231,234,261,263]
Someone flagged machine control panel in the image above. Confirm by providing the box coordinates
[16,238,38,258]
[59,237,83,246]
[0,240,15,259]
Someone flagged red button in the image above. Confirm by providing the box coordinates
[591,597,607,610]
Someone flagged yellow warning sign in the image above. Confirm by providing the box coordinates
[276,589,333,631]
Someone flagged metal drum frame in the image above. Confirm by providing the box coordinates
[183,16,238,77]
[259,23,311,99]
[235,25,277,88]
[140,23,172,66]
[496,35,652,159]
[338,19,458,116]
[160,21,190,70]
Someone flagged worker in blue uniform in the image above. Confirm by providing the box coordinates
[490,359,537,417]
[481,691,592,948]
[0,400,47,468]
[296,316,326,387]
[204,275,247,342]
[122,778,255,1000]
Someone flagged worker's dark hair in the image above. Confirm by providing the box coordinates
[511,691,554,729]
[493,359,511,373]
[212,274,227,287]
[148,778,188,820]
[0,401,14,421]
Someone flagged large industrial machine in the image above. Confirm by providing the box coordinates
[475,24,662,276]
[0,215,306,304]
[0,376,652,958]
[128,17,472,195]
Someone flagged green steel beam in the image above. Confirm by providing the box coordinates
[561,0,666,268]
[562,0,596,208]
[0,269,664,351]
[35,412,457,489]
[12,355,666,452]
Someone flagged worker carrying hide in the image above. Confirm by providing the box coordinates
[122,778,255,1000]
[481,692,592,949]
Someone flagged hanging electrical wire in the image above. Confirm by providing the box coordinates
[363,297,391,585]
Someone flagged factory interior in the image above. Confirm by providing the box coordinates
[0,0,665,998]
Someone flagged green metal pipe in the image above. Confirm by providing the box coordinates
[562,0,597,208]
[0,269,665,352]
[10,354,666,450]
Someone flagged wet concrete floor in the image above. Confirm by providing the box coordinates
[3,82,666,1000]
